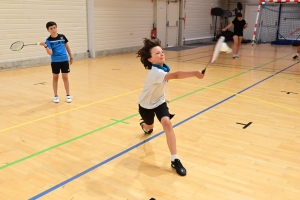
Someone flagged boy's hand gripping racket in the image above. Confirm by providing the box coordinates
[202,36,225,74]
[10,41,41,51]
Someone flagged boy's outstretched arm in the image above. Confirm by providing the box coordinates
[65,43,73,64]
[39,42,52,55]
[164,71,204,81]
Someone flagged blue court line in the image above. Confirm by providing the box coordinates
[29,62,298,200]
[238,61,299,94]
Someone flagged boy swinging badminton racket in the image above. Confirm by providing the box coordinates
[137,38,204,176]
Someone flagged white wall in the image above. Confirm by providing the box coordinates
[0,0,88,70]
[94,0,153,57]
[183,0,225,43]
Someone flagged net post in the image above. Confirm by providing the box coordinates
[252,0,263,45]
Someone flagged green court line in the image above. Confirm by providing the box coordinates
[285,77,298,83]
[252,72,298,85]
[110,118,130,124]
[0,112,139,170]
[171,54,293,102]
[0,53,293,170]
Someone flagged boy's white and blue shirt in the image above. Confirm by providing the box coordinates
[138,64,170,109]
[152,63,170,72]
[45,33,69,62]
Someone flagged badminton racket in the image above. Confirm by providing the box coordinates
[10,41,41,51]
[202,36,225,74]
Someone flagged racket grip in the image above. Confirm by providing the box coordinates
[36,42,41,45]
[201,69,206,74]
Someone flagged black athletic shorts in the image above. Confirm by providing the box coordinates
[233,31,243,37]
[138,102,174,125]
[51,61,70,74]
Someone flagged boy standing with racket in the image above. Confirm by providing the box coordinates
[137,38,204,176]
[40,21,73,103]
[222,13,248,58]
[290,27,300,59]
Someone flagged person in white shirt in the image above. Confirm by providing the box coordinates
[137,38,205,176]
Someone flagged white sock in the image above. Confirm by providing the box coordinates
[141,123,149,132]
[171,154,178,162]
[143,127,149,132]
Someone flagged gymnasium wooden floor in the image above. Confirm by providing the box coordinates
[0,42,299,200]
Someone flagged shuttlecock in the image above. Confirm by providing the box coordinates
[220,42,232,53]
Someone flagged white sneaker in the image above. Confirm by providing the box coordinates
[232,54,239,58]
[66,95,72,103]
[53,96,59,103]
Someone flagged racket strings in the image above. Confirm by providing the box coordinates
[10,41,24,51]
[202,36,225,74]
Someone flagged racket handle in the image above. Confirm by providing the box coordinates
[36,42,41,45]
[202,68,206,74]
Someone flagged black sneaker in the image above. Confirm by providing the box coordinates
[140,121,153,134]
[171,159,186,176]
[293,55,298,59]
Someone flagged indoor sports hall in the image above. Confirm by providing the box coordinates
[0,0,299,200]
